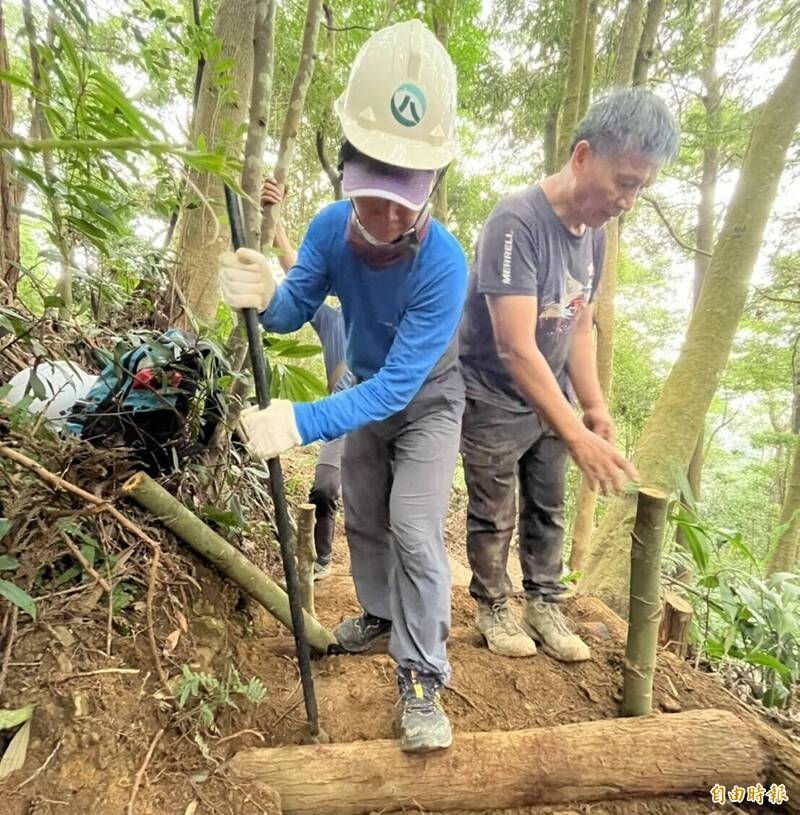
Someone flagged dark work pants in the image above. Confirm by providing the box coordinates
[308,436,344,565]
[460,396,569,604]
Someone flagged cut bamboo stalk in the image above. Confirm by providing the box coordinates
[122,472,335,654]
[229,709,765,815]
[295,503,316,618]
[658,591,693,658]
[621,487,669,716]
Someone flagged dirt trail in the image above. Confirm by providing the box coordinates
[0,441,780,815]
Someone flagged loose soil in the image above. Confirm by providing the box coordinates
[0,442,793,815]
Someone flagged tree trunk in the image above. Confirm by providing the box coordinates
[543,102,560,176]
[569,218,618,572]
[581,48,800,612]
[556,0,589,167]
[230,709,765,815]
[570,0,654,571]
[577,0,597,120]
[260,0,324,255]
[632,0,666,86]
[171,0,255,326]
[612,0,645,87]
[429,0,455,223]
[241,0,277,247]
[767,387,800,574]
[621,488,668,717]
[22,2,73,318]
[0,0,19,305]
[315,129,342,200]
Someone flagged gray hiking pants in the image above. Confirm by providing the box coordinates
[460,396,569,604]
[341,369,464,682]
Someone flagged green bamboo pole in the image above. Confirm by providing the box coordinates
[621,487,669,716]
[122,472,335,654]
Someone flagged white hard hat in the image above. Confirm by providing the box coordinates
[334,19,458,170]
[4,361,97,425]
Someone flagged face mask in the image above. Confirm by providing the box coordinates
[345,204,431,268]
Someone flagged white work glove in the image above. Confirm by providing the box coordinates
[239,399,302,460]
[219,247,277,312]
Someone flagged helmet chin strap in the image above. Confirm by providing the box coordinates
[349,163,451,256]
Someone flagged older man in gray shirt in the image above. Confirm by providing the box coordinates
[460,89,679,661]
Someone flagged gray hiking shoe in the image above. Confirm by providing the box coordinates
[313,560,331,581]
[334,610,391,653]
[396,668,452,753]
[522,599,591,662]
[476,600,537,658]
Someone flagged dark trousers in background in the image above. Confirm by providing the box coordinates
[307,436,344,565]
[460,396,569,604]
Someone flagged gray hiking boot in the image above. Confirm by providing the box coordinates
[396,668,452,753]
[522,598,591,662]
[333,610,391,653]
[476,600,537,658]
[313,560,331,581]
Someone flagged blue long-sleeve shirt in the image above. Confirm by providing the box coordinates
[260,200,467,444]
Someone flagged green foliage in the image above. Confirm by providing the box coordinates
[670,499,799,708]
[0,548,36,621]
[175,663,267,733]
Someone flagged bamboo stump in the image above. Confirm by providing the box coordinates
[622,487,668,717]
[658,591,693,658]
[295,503,316,618]
[229,709,765,815]
[122,472,335,654]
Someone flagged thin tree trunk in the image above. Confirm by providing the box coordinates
[676,0,721,552]
[767,379,800,575]
[582,48,800,612]
[543,102,560,176]
[241,0,277,247]
[429,0,455,223]
[316,130,342,200]
[171,0,255,326]
[578,0,598,120]
[570,0,663,571]
[632,0,666,86]
[22,2,72,318]
[569,221,618,572]
[260,0,324,255]
[0,0,19,304]
[556,0,589,168]
[612,0,646,87]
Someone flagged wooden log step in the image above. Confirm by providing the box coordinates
[229,708,765,815]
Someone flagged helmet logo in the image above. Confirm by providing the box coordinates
[390,83,427,128]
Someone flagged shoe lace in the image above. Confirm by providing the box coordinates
[540,602,573,637]
[398,671,442,713]
[489,602,518,636]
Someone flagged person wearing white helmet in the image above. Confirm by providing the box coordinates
[219,20,465,752]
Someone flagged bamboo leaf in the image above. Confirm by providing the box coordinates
[0,705,33,730]
[0,580,37,620]
[0,719,31,779]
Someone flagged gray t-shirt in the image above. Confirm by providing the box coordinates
[459,185,605,412]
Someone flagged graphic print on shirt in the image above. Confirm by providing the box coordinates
[538,261,595,334]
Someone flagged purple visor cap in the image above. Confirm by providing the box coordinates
[342,159,435,211]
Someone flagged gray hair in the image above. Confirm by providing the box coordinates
[571,88,679,164]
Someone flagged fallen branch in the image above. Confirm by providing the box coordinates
[0,445,164,554]
[122,472,335,654]
[126,727,164,815]
[0,604,19,698]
